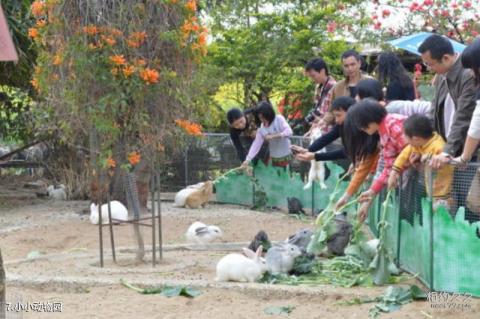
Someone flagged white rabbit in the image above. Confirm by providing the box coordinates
[47,184,67,201]
[215,246,267,283]
[186,221,223,244]
[90,200,128,225]
[304,126,327,190]
[361,238,379,259]
[265,243,302,274]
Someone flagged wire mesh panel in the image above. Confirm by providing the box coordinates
[450,164,480,223]
[161,133,350,212]
[396,166,433,287]
[431,162,480,296]
[160,133,239,192]
[161,133,318,192]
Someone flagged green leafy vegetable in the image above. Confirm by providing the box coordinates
[290,255,316,275]
[307,172,355,254]
[259,255,374,288]
[264,305,295,316]
[369,191,400,285]
[120,279,202,298]
[368,285,427,319]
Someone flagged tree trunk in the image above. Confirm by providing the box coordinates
[0,249,5,319]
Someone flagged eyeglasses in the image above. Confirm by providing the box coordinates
[422,59,442,69]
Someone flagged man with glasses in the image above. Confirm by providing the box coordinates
[418,34,477,164]
[418,34,477,220]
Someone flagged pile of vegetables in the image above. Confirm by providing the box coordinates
[259,176,405,288]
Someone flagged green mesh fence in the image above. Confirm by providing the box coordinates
[368,165,480,297]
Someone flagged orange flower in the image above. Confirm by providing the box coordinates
[52,54,62,65]
[127,31,147,48]
[127,40,140,48]
[31,1,46,17]
[107,28,123,37]
[175,119,203,136]
[192,24,200,32]
[111,68,119,76]
[36,19,47,28]
[134,58,147,66]
[185,0,197,11]
[83,25,99,36]
[127,151,141,166]
[139,68,159,84]
[30,78,39,91]
[101,35,116,46]
[198,31,207,46]
[28,27,39,39]
[109,55,126,65]
[182,21,193,34]
[106,157,116,169]
[122,65,135,77]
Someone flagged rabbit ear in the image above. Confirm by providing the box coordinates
[255,245,263,257]
[242,248,256,259]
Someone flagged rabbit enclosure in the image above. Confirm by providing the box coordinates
[1,133,479,319]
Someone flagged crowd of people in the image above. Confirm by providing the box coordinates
[225,34,480,223]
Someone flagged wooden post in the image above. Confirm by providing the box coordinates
[0,248,5,319]
[157,171,163,260]
[107,192,116,263]
[151,172,156,266]
[99,197,104,268]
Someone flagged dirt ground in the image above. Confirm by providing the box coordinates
[1,195,479,319]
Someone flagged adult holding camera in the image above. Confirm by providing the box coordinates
[303,58,337,133]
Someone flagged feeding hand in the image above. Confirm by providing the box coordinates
[296,152,315,161]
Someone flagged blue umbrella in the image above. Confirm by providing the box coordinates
[387,32,466,56]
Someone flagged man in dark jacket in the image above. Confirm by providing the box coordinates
[419,34,477,221]
[419,34,477,162]
[227,107,269,164]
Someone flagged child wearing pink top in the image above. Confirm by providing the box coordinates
[346,99,407,222]
[242,101,293,168]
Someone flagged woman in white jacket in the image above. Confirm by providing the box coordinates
[455,38,480,164]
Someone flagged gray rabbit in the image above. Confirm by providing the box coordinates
[326,212,353,256]
[286,228,313,253]
[266,243,302,274]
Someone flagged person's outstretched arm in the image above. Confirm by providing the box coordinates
[308,125,340,153]
[245,130,265,162]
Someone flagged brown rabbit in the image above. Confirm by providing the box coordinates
[185,181,213,209]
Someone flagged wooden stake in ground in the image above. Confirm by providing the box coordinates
[0,248,5,319]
